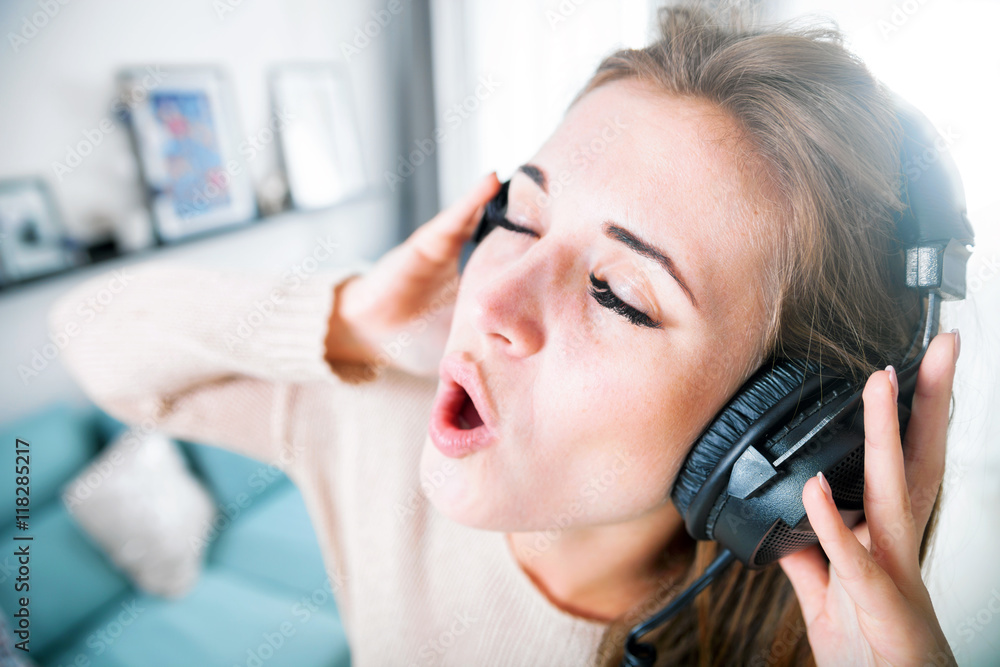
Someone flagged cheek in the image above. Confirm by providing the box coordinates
[527,359,690,506]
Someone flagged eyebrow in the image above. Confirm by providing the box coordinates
[517,163,547,192]
[514,162,698,309]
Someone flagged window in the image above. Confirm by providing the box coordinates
[429,0,657,206]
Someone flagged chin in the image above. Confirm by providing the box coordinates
[418,435,510,531]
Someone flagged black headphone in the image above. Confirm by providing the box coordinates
[466,92,975,666]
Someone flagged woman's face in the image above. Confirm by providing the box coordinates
[420,78,777,533]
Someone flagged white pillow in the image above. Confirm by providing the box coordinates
[61,429,216,598]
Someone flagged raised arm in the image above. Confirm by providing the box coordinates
[48,260,373,474]
[49,172,502,474]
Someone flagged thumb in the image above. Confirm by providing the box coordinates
[408,172,501,266]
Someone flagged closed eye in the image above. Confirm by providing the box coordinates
[495,217,661,330]
[589,273,663,329]
[495,217,538,237]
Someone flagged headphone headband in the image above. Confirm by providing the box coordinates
[892,90,975,300]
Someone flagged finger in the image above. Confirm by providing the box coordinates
[852,520,872,550]
[804,475,910,620]
[902,331,958,536]
[862,366,919,579]
[778,543,829,625]
[409,172,501,265]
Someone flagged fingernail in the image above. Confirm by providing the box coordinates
[885,364,898,402]
[950,328,961,364]
[817,471,834,504]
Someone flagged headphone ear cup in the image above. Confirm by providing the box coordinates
[471,179,510,246]
[715,382,867,567]
[670,358,831,531]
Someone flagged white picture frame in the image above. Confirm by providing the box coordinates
[270,63,369,211]
[0,178,83,286]
[119,66,258,243]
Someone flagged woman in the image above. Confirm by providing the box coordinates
[52,4,961,665]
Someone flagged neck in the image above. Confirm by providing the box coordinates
[505,501,692,623]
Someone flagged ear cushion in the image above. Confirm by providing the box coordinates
[670,357,830,517]
[471,179,510,245]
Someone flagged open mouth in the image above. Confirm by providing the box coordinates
[429,354,498,459]
[456,388,485,430]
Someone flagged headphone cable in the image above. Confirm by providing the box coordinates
[621,549,736,667]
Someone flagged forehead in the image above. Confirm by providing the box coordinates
[524,78,772,323]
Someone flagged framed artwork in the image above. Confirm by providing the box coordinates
[269,63,369,210]
[119,66,258,243]
[0,178,84,287]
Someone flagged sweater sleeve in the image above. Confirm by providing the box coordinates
[47,259,386,474]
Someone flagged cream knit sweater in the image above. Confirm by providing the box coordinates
[48,260,611,667]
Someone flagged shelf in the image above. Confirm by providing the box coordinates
[0,189,395,298]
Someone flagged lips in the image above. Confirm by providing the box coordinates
[428,353,498,459]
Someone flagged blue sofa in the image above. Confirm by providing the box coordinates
[0,402,351,667]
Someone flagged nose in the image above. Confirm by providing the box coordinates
[468,254,551,359]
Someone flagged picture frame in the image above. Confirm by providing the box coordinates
[0,178,85,287]
[118,66,258,243]
[269,63,369,211]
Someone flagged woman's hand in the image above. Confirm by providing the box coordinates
[779,330,960,667]
[326,172,501,378]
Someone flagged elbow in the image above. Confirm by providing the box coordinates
[46,264,168,420]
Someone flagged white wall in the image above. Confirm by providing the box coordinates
[0,0,427,421]
[0,0,403,242]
